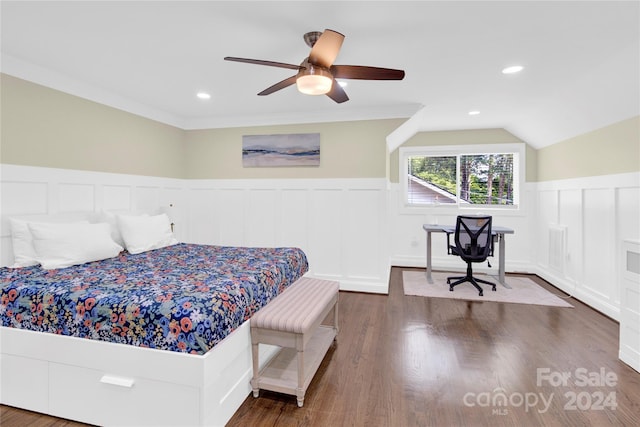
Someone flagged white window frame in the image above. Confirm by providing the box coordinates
[399,143,525,213]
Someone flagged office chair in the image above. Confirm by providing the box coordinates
[446,215,496,296]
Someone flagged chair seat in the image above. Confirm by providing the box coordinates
[449,245,488,263]
[447,215,496,296]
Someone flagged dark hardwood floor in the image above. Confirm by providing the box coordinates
[2,267,639,426]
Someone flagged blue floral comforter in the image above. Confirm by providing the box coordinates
[0,243,308,354]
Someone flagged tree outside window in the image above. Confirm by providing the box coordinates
[460,154,514,205]
[406,151,517,207]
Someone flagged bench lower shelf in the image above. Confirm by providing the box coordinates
[252,325,336,407]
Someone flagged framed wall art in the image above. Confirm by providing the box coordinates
[242,133,320,167]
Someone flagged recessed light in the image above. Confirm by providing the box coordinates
[502,65,524,74]
[468,111,480,116]
[196,92,211,100]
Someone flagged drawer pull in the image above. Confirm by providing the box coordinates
[100,374,135,388]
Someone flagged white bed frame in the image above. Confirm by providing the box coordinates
[0,172,279,425]
[0,321,278,426]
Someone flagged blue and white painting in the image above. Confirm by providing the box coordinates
[242,133,320,167]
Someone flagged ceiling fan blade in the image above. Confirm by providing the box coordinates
[326,80,349,104]
[224,57,301,70]
[331,65,405,80]
[309,29,344,68]
[257,75,298,96]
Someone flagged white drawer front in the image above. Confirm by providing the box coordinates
[49,362,200,426]
[0,354,49,412]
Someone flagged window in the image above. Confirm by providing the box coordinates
[401,143,523,209]
[408,155,458,204]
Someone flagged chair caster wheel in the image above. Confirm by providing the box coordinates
[446,279,451,284]
[492,286,496,291]
[449,286,454,292]
[479,291,484,296]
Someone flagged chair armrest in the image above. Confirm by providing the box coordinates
[445,229,454,255]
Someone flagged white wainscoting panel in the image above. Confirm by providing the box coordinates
[583,188,617,304]
[619,239,640,372]
[547,224,567,274]
[279,189,309,250]
[558,188,583,285]
[246,189,278,248]
[2,181,49,216]
[534,172,640,320]
[58,183,95,213]
[186,179,391,293]
[535,189,559,270]
[102,185,132,211]
[222,189,247,246]
[160,187,185,235]
[0,164,185,267]
[185,189,217,244]
[388,182,536,276]
[309,189,344,280]
[345,189,387,281]
[3,164,638,310]
[617,186,640,258]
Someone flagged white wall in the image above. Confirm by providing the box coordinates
[532,172,640,319]
[184,178,390,293]
[0,165,390,294]
[2,164,638,319]
[0,164,186,266]
[388,182,537,275]
[386,173,639,321]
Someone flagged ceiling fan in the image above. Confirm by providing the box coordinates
[224,29,405,103]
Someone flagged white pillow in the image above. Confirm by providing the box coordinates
[117,213,178,255]
[9,218,89,268]
[29,222,123,269]
[96,211,146,247]
[9,218,40,267]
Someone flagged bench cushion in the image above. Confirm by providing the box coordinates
[251,277,339,336]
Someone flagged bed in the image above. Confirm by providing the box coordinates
[0,240,309,426]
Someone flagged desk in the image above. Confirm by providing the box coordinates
[423,224,514,287]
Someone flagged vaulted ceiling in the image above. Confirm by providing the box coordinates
[1,1,638,149]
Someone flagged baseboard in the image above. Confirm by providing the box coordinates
[306,274,389,294]
[338,279,389,294]
[389,259,621,321]
[619,349,640,374]
[533,265,620,321]
[390,256,533,276]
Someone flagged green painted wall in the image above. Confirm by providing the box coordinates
[184,119,403,179]
[2,74,637,184]
[536,116,640,181]
[1,74,186,178]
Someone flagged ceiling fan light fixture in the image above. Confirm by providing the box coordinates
[225,29,404,103]
[296,65,333,95]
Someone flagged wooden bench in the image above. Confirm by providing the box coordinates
[250,277,339,407]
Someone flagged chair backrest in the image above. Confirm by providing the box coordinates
[454,215,493,262]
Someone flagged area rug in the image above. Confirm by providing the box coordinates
[402,271,573,308]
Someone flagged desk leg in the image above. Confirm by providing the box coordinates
[498,234,511,289]
[426,231,433,283]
